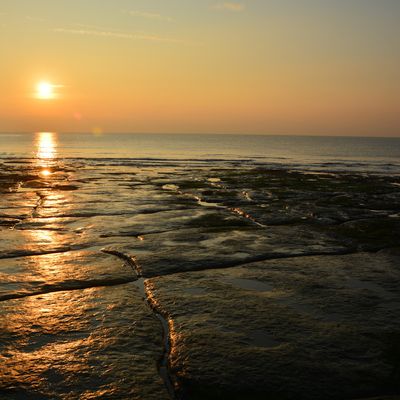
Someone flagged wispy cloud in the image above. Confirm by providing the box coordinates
[212,2,245,12]
[54,27,200,45]
[128,10,173,22]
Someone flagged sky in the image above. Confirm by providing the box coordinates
[0,0,399,136]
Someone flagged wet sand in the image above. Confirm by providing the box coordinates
[1,158,400,399]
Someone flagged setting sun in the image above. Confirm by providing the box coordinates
[36,82,54,100]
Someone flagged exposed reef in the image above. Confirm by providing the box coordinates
[1,159,399,399]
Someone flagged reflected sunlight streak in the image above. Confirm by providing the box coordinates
[40,169,51,177]
[36,132,58,173]
[36,132,57,160]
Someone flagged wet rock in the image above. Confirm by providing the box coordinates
[0,229,80,259]
[332,218,400,251]
[2,160,400,399]
[0,250,136,300]
[111,225,347,277]
[147,250,400,399]
[0,283,169,399]
[93,208,250,238]
[0,218,20,227]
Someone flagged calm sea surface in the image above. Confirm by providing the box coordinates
[1,133,399,174]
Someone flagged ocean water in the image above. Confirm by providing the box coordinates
[1,132,400,173]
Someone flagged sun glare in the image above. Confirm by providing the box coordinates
[36,82,54,100]
[40,169,51,177]
[36,132,57,161]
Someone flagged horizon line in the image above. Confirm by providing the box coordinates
[0,131,399,139]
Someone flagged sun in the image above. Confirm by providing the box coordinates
[36,81,54,100]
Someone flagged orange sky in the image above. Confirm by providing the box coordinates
[1,0,399,136]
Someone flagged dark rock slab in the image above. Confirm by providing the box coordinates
[146,250,400,399]
[0,283,169,400]
[108,224,348,277]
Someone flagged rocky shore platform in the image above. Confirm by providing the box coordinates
[1,158,399,399]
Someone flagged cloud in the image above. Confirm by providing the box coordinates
[54,27,200,45]
[212,2,245,12]
[128,10,173,22]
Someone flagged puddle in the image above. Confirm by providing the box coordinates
[226,278,273,292]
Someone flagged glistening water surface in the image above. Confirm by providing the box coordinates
[1,132,400,173]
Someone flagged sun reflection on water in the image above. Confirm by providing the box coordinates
[36,132,57,160]
[36,132,57,173]
[26,131,71,267]
[40,169,51,177]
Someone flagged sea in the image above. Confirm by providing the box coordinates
[1,132,400,174]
